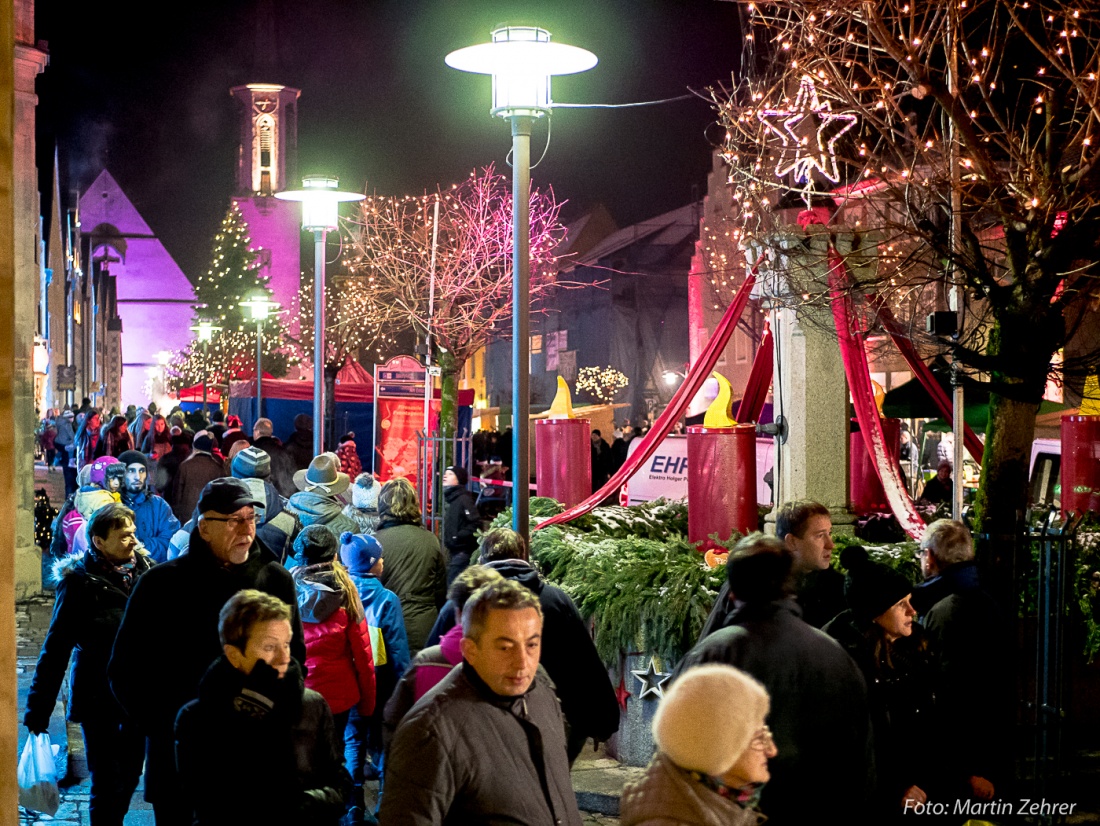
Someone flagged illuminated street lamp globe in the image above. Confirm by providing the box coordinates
[276,175,365,454]
[446,26,596,546]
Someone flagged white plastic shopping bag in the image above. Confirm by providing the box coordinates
[17,732,60,815]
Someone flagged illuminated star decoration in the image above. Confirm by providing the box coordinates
[631,657,671,700]
[757,74,857,186]
[615,675,631,712]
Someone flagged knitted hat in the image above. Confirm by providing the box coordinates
[88,457,122,488]
[75,486,118,519]
[840,545,914,625]
[293,524,338,564]
[232,446,271,479]
[340,531,383,574]
[351,473,379,510]
[192,430,215,453]
[445,466,469,487]
[293,453,350,496]
[652,664,770,776]
[62,410,74,420]
[117,450,149,473]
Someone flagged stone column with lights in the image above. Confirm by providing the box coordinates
[746,227,878,535]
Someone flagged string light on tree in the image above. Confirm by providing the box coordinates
[576,366,629,404]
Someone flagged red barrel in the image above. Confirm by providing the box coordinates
[1061,415,1100,517]
[687,424,757,551]
[535,418,592,508]
[849,418,902,515]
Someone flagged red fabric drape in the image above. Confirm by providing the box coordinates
[828,247,926,540]
[867,294,984,463]
[536,271,759,530]
[735,320,774,424]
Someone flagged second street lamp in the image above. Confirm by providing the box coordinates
[239,291,279,422]
[190,319,222,419]
[446,26,596,546]
[276,175,365,455]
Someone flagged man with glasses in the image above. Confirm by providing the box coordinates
[109,477,306,826]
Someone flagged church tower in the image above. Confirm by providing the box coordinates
[230,83,303,326]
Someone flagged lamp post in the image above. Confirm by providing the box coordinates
[239,291,279,422]
[190,320,221,419]
[447,26,596,545]
[276,176,365,455]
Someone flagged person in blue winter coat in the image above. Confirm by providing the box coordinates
[339,531,410,793]
[118,450,180,564]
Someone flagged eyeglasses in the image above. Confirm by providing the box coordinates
[749,726,774,751]
[203,514,257,531]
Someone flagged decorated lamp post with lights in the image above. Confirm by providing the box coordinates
[191,319,222,418]
[447,27,596,542]
[239,291,279,421]
[276,176,365,455]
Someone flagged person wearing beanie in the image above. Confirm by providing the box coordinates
[285,413,315,472]
[118,449,180,563]
[291,525,377,825]
[165,430,227,524]
[675,533,874,826]
[152,430,192,499]
[228,445,300,562]
[621,663,774,826]
[336,433,363,480]
[823,545,939,821]
[339,531,409,800]
[343,472,380,535]
[441,466,480,586]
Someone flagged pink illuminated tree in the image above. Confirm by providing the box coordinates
[343,165,568,438]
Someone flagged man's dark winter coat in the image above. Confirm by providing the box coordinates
[168,451,226,523]
[25,550,154,731]
[175,657,349,826]
[913,560,1013,789]
[426,558,620,751]
[675,599,874,826]
[107,530,306,803]
[253,435,298,499]
[380,662,583,825]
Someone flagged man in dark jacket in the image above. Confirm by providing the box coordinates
[175,590,349,826]
[108,478,306,826]
[153,431,192,496]
[167,431,225,523]
[118,450,180,563]
[425,527,619,762]
[284,413,315,471]
[913,518,1012,802]
[380,580,582,825]
[674,534,874,826]
[25,503,154,826]
[441,465,479,585]
[253,417,297,498]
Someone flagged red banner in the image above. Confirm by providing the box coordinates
[375,398,439,485]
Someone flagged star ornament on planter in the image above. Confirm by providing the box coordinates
[631,657,671,700]
[757,74,857,185]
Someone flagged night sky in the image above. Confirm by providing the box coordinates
[35,0,744,280]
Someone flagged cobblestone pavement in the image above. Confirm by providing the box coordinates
[18,463,621,825]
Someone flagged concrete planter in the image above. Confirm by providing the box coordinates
[605,652,672,767]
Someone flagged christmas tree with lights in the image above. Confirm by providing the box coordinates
[193,202,275,333]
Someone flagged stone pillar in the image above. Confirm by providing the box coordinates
[746,228,877,535]
[13,2,46,598]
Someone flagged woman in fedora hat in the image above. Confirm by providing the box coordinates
[285,453,359,542]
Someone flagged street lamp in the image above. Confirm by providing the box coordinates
[190,319,222,418]
[447,25,596,545]
[239,291,280,422]
[276,175,365,455]
[663,369,687,386]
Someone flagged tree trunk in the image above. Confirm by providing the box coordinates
[437,351,466,470]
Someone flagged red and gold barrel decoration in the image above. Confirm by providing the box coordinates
[535,377,592,509]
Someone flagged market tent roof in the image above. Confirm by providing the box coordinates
[883,362,1068,431]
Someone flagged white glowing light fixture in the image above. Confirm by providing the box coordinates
[191,320,221,343]
[239,291,279,322]
[446,26,597,118]
[276,175,365,231]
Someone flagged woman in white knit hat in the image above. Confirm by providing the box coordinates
[621,663,775,826]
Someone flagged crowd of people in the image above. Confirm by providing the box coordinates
[26,400,1012,825]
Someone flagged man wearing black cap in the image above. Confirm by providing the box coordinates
[108,477,306,826]
[119,449,180,563]
[441,466,480,585]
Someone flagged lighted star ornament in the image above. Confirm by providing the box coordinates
[757,75,857,186]
[631,657,671,700]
